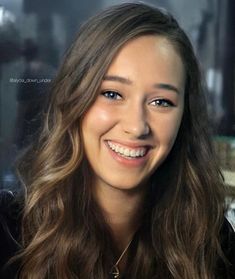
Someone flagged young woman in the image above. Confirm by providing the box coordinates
[0,2,234,279]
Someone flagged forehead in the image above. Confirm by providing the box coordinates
[105,35,185,92]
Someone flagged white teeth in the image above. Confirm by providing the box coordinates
[136,150,140,156]
[130,150,136,157]
[124,149,130,156]
[107,141,147,158]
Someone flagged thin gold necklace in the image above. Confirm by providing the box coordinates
[109,238,133,279]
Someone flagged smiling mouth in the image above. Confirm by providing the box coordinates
[107,140,148,159]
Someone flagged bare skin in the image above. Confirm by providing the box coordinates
[94,180,147,252]
[94,182,147,271]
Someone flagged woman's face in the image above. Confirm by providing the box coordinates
[82,35,185,192]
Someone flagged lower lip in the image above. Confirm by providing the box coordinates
[105,142,149,167]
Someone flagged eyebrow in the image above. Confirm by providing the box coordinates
[103,75,180,94]
[154,83,180,94]
[103,75,132,85]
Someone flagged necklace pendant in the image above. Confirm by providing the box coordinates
[110,265,120,278]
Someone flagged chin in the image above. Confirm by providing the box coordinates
[103,176,150,192]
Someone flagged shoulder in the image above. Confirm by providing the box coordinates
[0,190,22,240]
[220,216,235,257]
[221,215,235,244]
[0,190,22,278]
[217,217,235,278]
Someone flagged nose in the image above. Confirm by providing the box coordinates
[121,103,150,138]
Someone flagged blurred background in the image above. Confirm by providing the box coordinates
[0,0,235,192]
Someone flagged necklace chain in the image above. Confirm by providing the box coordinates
[110,238,133,279]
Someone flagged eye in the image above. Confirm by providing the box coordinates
[150,99,175,108]
[101,90,122,100]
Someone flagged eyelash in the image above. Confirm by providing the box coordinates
[101,90,175,107]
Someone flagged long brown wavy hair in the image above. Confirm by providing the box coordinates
[15,2,227,279]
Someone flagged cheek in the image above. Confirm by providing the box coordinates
[82,104,116,136]
[154,111,183,146]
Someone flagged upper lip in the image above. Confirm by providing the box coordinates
[105,140,152,149]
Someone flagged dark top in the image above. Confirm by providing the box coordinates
[0,190,234,279]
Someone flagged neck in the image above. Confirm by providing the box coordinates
[93,182,147,252]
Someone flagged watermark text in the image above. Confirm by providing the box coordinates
[9,78,52,83]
